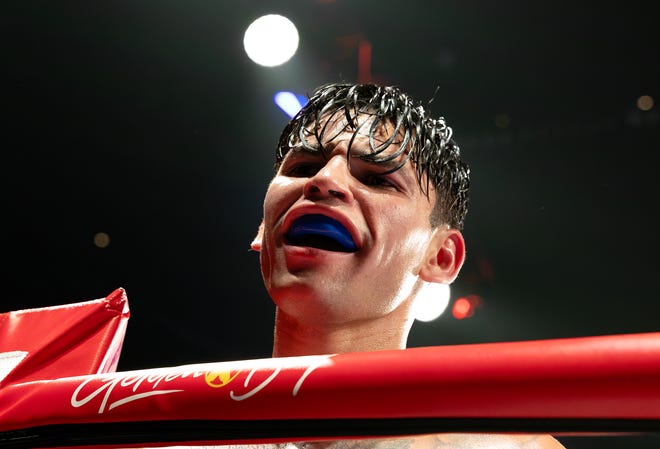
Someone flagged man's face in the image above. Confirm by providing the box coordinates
[258,113,438,327]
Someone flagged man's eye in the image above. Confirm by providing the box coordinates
[364,174,396,189]
[285,164,321,177]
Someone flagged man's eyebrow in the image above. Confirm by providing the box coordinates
[348,147,415,184]
[350,151,403,169]
[286,144,322,157]
[347,137,408,165]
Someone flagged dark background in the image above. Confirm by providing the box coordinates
[4,2,660,446]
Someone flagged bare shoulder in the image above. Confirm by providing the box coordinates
[288,433,566,448]
[411,433,566,449]
[136,435,566,448]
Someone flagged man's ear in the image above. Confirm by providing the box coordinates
[250,220,265,252]
[418,228,466,284]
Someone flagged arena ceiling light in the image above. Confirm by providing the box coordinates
[274,91,307,118]
[243,14,299,67]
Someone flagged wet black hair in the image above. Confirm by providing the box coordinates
[275,82,470,230]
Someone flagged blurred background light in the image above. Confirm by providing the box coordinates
[637,94,655,111]
[93,232,111,249]
[274,91,307,118]
[452,295,483,320]
[243,14,299,67]
[414,283,450,322]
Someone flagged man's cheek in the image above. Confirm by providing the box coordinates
[259,239,278,287]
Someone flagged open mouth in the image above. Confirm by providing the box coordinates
[285,214,357,253]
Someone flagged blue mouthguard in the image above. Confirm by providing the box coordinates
[287,214,357,252]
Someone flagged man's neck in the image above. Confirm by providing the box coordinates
[270,308,414,357]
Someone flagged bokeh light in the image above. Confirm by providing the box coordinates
[637,95,655,111]
[414,284,451,322]
[451,294,483,320]
[93,232,110,248]
[274,91,307,118]
[243,14,299,67]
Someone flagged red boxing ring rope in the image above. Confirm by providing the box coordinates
[1,331,660,448]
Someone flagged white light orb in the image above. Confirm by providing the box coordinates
[243,14,299,67]
[414,283,451,322]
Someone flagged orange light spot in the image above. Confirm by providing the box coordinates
[93,232,110,248]
[637,95,654,111]
[452,294,483,320]
[452,297,472,319]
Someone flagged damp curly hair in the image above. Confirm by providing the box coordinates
[275,82,470,231]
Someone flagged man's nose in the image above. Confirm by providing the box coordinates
[303,155,353,201]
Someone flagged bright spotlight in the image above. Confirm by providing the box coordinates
[243,14,299,67]
[414,284,451,322]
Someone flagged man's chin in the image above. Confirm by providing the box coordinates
[283,243,355,271]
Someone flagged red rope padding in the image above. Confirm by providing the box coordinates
[1,331,659,447]
[0,288,129,388]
